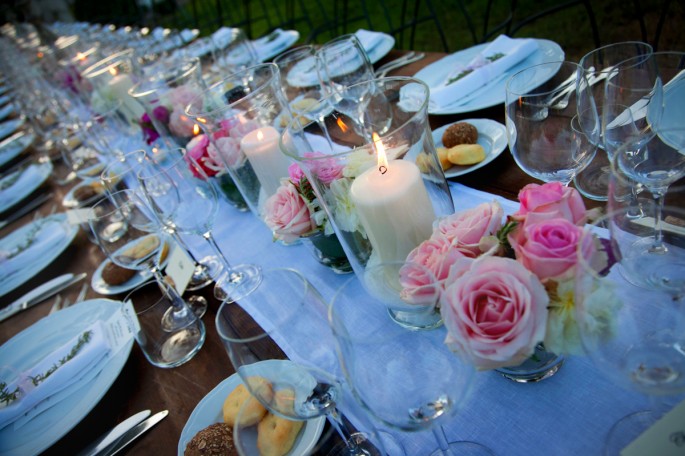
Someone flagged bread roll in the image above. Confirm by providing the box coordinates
[184,422,238,456]
[256,412,304,456]
[447,144,486,166]
[223,379,271,427]
[101,261,136,286]
[442,122,478,148]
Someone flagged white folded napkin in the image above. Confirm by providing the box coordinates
[0,217,66,281]
[355,29,384,53]
[211,26,235,48]
[429,35,538,110]
[253,28,292,60]
[0,321,110,429]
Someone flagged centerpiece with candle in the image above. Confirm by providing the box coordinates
[281,77,454,328]
[129,57,206,148]
[185,63,294,230]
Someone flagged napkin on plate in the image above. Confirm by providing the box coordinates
[0,321,110,429]
[0,217,66,281]
[253,28,293,61]
[355,29,384,54]
[428,35,538,110]
[0,163,44,202]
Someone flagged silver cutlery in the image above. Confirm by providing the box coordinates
[374,52,425,77]
[0,192,53,229]
[0,272,87,322]
[104,410,168,456]
[78,410,151,456]
[375,52,417,73]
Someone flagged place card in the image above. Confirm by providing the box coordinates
[164,244,194,295]
[621,400,685,456]
[106,301,138,356]
[66,207,95,225]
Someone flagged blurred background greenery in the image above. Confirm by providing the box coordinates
[4,0,683,61]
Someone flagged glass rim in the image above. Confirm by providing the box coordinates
[505,60,580,97]
[123,279,168,315]
[273,44,315,66]
[578,41,653,69]
[128,57,201,98]
[82,49,135,79]
[215,267,310,343]
[184,62,280,118]
[281,76,430,162]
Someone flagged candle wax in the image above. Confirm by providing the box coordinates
[350,159,435,264]
[240,126,292,197]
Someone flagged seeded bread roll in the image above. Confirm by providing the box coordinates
[101,261,136,286]
[185,423,238,456]
[442,122,478,148]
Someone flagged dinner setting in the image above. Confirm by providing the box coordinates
[0,1,684,455]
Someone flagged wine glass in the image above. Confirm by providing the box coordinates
[505,61,596,186]
[100,149,217,296]
[574,41,654,200]
[273,45,328,123]
[88,189,197,331]
[329,274,492,456]
[215,267,397,456]
[574,205,685,455]
[211,28,258,74]
[137,148,262,302]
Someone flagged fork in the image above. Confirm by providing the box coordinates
[374,52,425,77]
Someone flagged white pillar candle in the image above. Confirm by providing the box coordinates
[106,72,146,122]
[240,126,292,197]
[350,138,435,264]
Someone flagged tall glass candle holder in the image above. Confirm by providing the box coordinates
[128,57,206,148]
[281,77,454,287]
[185,63,293,221]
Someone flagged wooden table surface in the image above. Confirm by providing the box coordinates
[0,49,605,456]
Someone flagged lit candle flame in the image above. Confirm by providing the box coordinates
[37,51,44,58]
[76,52,85,61]
[372,132,388,174]
[337,117,349,133]
[257,130,264,141]
[193,124,200,136]
[196,117,207,124]
[109,67,118,76]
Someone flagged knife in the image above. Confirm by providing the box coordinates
[77,410,151,456]
[0,191,53,230]
[0,272,87,322]
[101,410,169,456]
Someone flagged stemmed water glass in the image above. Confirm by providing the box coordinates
[215,267,396,456]
[505,61,596,186]
[329,275,492,456]
[574,205,685,455]
[137,148,262,302]
[273,45,328,123]
[574,41,654,200]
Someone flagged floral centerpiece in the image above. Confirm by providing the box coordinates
[399,181,618,371]
[138,85,201,146]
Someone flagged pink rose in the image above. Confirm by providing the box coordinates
[168,107,195,138]
[264,182,316,242]
[208,136,244,168]
[303,151,344,185]
[509,218,590,281]
[434,202,504,257]
[514,182,586,226]
[406,234,467,284]
[221,118,259,142]
[398,261,442,307]
[186,134,220,178]
[441,256,548,370]
[288,163,306,183]
[168,85,200,111]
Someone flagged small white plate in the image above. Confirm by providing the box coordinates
[61,178,106,209]
[0,299,133,456]
[0,213,79,297]
[91,257,152,296]
[0,130,34,168]
[415,38,564,114]
[255,29,301,62]
[0,117,25,141]
[0,160,53,213]
[178,365,326,456]
[432,118,508,178]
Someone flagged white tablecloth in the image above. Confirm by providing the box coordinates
[180,179,683,456]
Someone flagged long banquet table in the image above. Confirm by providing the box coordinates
[0,49,680,456]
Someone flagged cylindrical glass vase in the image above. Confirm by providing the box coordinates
[185,63,293,221]
[280,77,454,280]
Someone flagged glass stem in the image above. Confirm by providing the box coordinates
[202,231,243,283]
[150,267,186,309]
[432,425,456,455]
[326,407,366,455]
[650,191,667,254]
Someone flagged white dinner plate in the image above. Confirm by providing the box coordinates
[0,103,15,121]
[0,130,34,169]
[0,160,52,213]
[432,118,508,178]
[0,299,133,456]
[178,365,326,456]
[364,31,395,64]
[255,29,301,62]
[0,116,25,141]
[415,38,564,115]
[0,213,79,297]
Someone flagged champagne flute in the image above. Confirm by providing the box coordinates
[216,267,396,456]
[137,148,262,302]
[505,61,596,186]
[575,205,685,455]
[574,41,654,200]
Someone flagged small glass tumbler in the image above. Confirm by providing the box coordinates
[124,280,205,368]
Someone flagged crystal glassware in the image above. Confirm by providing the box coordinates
[505,61,596,186]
